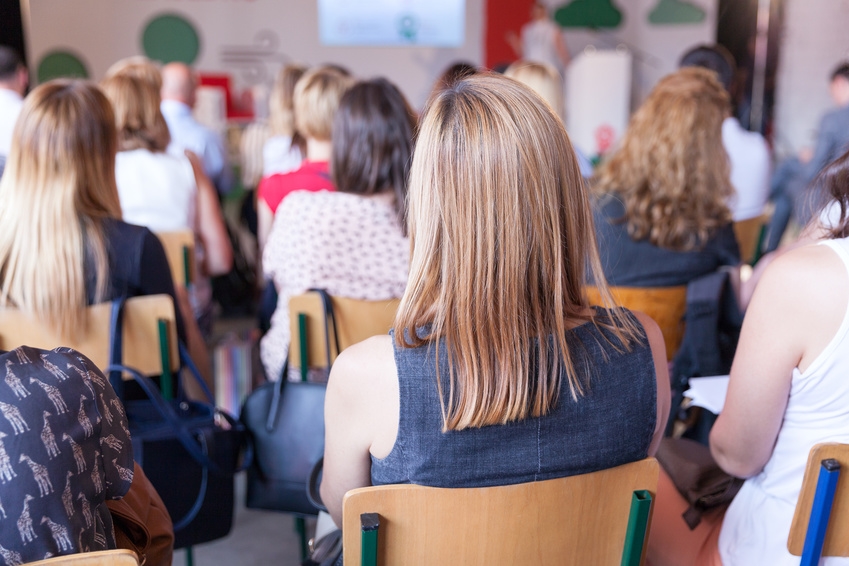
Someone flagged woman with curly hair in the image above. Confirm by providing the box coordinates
[593,67,740,287]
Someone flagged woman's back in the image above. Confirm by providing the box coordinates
[372,308,657,488]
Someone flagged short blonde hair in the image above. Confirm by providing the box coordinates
[293,66,354,142]
[104,56,162,91]
[594,67,732,251]
[101,72,170,152]
[0,80,121,336]
[270,63,307,137]
[504,60,564,121]
[395,74,636,431]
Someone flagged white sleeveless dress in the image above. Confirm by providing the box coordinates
[719,237,849,565]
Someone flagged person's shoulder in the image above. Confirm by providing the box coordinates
[329,335,396,396]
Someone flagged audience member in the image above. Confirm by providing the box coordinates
[256,66,353,249]
[504,60,593,177]
[101,66,233,341]
[506,2,570,75]
[260,78,413,381]
[432,61,478,94]
[263,64,307,177]
[593,67,740,287]
[0,346,133,562]
[160,62,233,195]
[680,44,771,222]
[765,62,849,251]
[0,46,27,174]
[320,74,669,528]
[649,146,849,566]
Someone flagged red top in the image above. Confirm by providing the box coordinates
[258,161,335,213]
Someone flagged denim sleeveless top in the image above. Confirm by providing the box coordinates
[371,307,656,488]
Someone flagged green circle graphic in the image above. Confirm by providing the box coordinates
[36,51,89,83]
[142,13,200,64]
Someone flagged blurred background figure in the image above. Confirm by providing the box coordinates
[0,45,27,178]
[506,2,570,77]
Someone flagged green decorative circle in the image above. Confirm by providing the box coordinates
[142,13,200,65]
[36,51,89,83]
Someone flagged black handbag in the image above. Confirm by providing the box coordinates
[107,298,248,549]
[241,289,338,515]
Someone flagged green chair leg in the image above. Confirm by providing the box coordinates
[295,517,308,561]
[185,546,194,566]
[157,318,173,400]
[361,513,379,566]
[621,490,653,566]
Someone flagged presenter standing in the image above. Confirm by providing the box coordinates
[507,3,571,76]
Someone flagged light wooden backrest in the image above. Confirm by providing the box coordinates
[733,212,769,264]
[586,286,687,361]
[0,295,180,377]
[23,549,139,565]
[343,458,659,566]
[788,443,849,560]
[156,230,195,288]
[288,292,399,378]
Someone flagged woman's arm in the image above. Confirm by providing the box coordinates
[186,151,233,277]
[631,311,670,457]
[711,245,847,477]
[321,335,399,527]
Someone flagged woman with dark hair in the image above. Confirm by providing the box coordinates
[649,148,849,565]
[260,78,414,380]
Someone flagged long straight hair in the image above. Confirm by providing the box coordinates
[395,74,637,431]
[0,80,122,336]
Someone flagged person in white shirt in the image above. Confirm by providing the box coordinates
[0,46,28,174]
[506,3,570,77]
[160,62,232,194]
[680,44,771,222]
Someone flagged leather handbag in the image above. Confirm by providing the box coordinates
[107,299,248,549]
[241,289,338,516]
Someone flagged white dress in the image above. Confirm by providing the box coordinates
[115,148,197,232]
[260,190,409,380]
[719,237,849,565]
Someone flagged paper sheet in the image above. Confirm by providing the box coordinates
[685,375,730,414]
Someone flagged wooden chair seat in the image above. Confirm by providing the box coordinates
[155,230,195,288]
[587,286,687,360]
[788,443,849,563]
[343,458,659,566]
[733,212,770,265]
[23,549,139,565]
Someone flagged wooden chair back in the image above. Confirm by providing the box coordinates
[156,230,195,288]
[0,295,180,377]
[288,292,399,381]
[788,443,849,562]
[343,458,658,566]
[23,549,139,565]
[733,212,769,264]
[586,286,687,360]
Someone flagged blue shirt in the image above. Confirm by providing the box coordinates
[160,99,232,194]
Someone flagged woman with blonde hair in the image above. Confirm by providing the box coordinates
[593,67,740,287]
[505,59,593,177]
[320,74,669,527]
[264,63,307,177]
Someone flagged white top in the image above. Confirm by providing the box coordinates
[723,117,771,221]
[719,237,849,566]
[0,88,23,156]
[521,19,563,73]
[263,135,303,176]
[115,149,197,232]
[260,190,409,380]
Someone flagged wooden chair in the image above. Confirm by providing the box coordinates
[155,230,195,288]
[586,286,687,361]
[343,458,658,566]
[788,443,849,565]
[733,212,770,265]
[23,549,139,565]
[0,295,180,384]
[287,292,400,382]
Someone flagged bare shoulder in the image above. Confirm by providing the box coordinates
[630,310,665,350]
[327,335,397,398]
[759,242,847,305]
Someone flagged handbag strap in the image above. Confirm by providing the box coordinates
[108,298,128,400]
[178,342,215,404]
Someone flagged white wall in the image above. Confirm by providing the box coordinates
[24,0,484,110]
[772,0,849,157]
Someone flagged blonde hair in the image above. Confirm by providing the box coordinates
[395,74,636,431]
[104,56,162,91]
[0,80,122,337]
[101,72,170,152]
[293,66,354,142]
[504,60,564,121]
[270,64,307,137]
[594,67,732,251]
